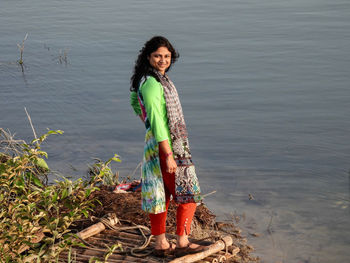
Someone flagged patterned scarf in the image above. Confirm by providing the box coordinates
[153,70,201,203]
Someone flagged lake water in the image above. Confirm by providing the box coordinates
[1,0,349,262]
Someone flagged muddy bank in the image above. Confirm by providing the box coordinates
[72,186,259,263]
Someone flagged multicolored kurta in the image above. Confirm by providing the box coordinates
[130,75,201,214]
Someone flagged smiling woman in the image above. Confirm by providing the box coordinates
[129,36,207,258]
[148,47,172,75]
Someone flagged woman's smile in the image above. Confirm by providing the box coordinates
[148,46,171,75]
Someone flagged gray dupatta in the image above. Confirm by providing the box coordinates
[153,70,201,203]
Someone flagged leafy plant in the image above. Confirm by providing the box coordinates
[87,154,121,186]
[0,128,120,262]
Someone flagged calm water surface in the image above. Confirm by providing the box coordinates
[1,0,350,262]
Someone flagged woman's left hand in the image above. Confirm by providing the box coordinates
[159,140,177,174]
[165,154,177,174]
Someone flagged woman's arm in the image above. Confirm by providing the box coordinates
[130,91,142,116]
[141,77,175,173]
[159,140,177,174]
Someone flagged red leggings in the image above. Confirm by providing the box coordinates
[149,152,197,236]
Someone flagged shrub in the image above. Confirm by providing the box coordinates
[0,128,119,262]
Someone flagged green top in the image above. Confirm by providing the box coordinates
[130,76,171,146]
[130,91,141,115]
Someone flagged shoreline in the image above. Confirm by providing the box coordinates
[0,128,258,262]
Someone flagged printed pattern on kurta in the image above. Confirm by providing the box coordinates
[153,70,201,204]
[141,129,166,214]
[137,74,201,214]
[138,87,166,214]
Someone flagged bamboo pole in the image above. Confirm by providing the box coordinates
[218,255,226,262]
[60,251,158,263]
[77,221,106,240]
[205,256,218,263]
[230,246,240,255]
[76,215,119,240]
[93,232,145,244]
[100,230,143,240]
[169,236,236,263]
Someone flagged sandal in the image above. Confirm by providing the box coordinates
[174,243,209,257]
[153,243,176,258]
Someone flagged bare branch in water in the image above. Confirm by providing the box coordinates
[17,33,28,72]
[0,128,26,155]
[24,107,38,142]
[58,48,69,65]
[267,213,273,235]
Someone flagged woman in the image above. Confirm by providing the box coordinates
[130,36,206,257]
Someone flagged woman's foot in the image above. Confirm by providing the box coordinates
[153,245,175,258]
[176,234,201,249]
[177,242,201,249]
[154,233,171,250]
[153,234,176,257]
[175,235,208,257]
[174,243,208,257]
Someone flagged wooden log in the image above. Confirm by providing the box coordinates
[76,215,119,240]
[216,246,240,260]
[97,230,143,240]
[218,255,226,262]
[205,256,218,263]
[63,247,158,263]
[93,232,145,244]
[169,236,236,263]
[60,252,144,263]
[89,236,145,249]
[230,246,240,256]
[60,249,159,263]
[77,221,106,240]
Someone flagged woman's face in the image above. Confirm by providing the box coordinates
[148,46,171,75]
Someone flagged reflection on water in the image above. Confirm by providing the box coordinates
[1,0,350,262]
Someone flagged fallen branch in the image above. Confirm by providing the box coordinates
[24,107,38,142]
[169,235,237,263]
[77,214,119,240]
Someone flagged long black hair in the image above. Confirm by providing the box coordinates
[130,36,179,92]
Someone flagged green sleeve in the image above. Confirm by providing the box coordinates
[141,77,171,144]
[130,91,142,115]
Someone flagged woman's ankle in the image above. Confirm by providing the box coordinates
[176,235,189,248]
[154,234,170,249]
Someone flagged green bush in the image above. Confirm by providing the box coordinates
[0,129,120,262]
